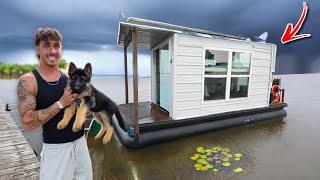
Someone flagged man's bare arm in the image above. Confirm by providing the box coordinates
[17,74,60,131]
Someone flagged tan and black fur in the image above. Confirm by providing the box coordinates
[57,62,126,144]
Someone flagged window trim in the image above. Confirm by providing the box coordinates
[202,46,253,104]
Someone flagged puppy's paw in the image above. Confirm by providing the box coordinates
[72,122,83,132]
[57,120,68,129]
[103,127,114,144]
[94,128,106,140]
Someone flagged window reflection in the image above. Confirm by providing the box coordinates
[205,50,228,75]
[232,52,251,75]
[204,78,226,100]
[230,77,249,98]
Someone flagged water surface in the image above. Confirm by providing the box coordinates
[1,74,319,180]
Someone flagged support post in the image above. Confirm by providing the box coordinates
[132,29,140,141]
[124,46,128,104]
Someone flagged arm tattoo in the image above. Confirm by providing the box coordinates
[17,77,60,130]
[36,105,59,124]
[17,79,36,114]
[17,78,39,129]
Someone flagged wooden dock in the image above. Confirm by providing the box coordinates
[0,100,40,179]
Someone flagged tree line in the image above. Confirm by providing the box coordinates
[0,59,68,79]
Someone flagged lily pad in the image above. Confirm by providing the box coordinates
[197,159,207,164]
[221,152,228,155]
[200,155,207,159]
[190,156,198,160]
[234,153,242,158]
[222,162,231,167]
[233,167,244,173]
[212,146,221,151]
[200,167,208,171]
[221,148,230,152]
[191,146,247,173]
[222,158,229,162]
[206,149,213,153]
[197,147,205,153]
[207,157,213,161]
[197,159,209,165]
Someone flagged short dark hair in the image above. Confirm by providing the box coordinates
[35,27,63,45]
[34,27,63,59]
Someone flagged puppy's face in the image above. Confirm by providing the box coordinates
[68,62,92,94]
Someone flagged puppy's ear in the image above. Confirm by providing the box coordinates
[68,62,77,76]
[84,63,92,78]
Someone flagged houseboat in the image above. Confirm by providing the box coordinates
[111,17,287,148]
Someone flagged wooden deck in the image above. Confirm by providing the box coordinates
[0,101,40,179]
[118,101,173,125]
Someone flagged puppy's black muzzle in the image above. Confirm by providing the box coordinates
[71,86,85,94]
[70,80,86,94]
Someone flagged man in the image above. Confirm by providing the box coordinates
[17,27,93,180]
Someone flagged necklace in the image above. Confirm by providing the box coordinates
[36,68,61,86]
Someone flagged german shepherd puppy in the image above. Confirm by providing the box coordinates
[57,62,126,144]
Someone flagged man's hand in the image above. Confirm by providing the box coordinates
[59,87,77,107]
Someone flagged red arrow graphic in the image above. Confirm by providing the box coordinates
[281,1,311,44]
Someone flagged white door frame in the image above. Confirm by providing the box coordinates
[151,37,172,113]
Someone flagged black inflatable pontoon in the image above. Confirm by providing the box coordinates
[112,103,287,148]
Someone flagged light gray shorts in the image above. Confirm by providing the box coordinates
[40,135,93,180]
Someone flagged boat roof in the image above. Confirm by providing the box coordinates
[117,17,251,49]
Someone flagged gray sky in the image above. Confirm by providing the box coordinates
[0,0,319,75]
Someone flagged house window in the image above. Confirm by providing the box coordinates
[232,52,251,75]
[204,78,226,100]
[230,52,250,98]
[205,50,228,75]
[230,77,249,98]
[204,50,228,100]
[204,49,251,101]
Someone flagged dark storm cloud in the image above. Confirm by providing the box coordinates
[0,0,319,74]
[136,0,320,74]
[0,0,120,50]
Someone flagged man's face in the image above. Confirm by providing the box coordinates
[36,39,62,67]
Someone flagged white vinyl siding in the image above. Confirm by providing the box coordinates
[172,33,274,120]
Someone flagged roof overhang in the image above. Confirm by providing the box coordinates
[116,17,261,49]
[117,22,180,49]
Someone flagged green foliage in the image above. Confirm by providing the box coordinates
[59,59,68,69]
[0,59,67,79]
